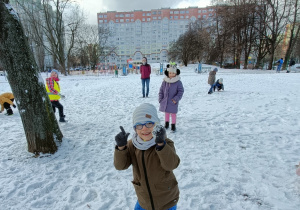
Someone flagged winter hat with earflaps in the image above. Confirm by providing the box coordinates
[132,103,160,128]
[218,78,223,84]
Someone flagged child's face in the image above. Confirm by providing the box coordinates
[169,72,176,78]
[136,124,154,141]
[51,71,58,78]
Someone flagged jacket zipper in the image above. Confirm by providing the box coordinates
[142,150,155,210]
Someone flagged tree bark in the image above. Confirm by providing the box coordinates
[0,1,63,154]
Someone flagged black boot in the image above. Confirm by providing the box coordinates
[59,116,66,122]
[6,108,13,115]
[165,121,169,129]
[171,124,176,132]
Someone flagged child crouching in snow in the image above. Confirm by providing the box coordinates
[0,92,17,115]
[114,103,180,210]
[213,78,224,92]
[159,66,184,132]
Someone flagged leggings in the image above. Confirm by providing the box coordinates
[165,112,176,124]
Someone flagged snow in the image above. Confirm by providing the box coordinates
[5,3,20,21]
[0,65,300,210]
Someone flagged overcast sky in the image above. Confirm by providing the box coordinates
[74,0,212,25]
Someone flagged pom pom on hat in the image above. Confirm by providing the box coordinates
[132,103,160,127]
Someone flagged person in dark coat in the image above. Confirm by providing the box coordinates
[287,59,295,73]
[276,58,284,73]
[208,68,218,94]
[140,57,151,98]
[159,66,184,132]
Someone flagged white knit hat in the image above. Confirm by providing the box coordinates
[218,78,223,84]
[167,67,177,73]
[132,103,160,127]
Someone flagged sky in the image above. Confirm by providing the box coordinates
[74,0,212,25]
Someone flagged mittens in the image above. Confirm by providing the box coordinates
[13,105,16,108]
[115,126,130,147]
[152,125,166,144]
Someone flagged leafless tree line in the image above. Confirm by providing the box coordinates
[169,0,300,70]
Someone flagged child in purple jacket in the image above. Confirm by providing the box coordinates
[159,66,184,132]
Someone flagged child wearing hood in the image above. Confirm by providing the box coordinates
[114,103,180,210]
[159,66,184,132]
[45,69,66,122]
[0,92,16,115]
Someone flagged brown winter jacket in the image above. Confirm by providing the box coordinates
[208,71,216,85]
[0,92,15,112]
[114,138,180,210]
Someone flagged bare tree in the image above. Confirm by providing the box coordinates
[0,0,63,154]
[282,0,300,69]
[15,0,85,75]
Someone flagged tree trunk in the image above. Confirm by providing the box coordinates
[0,1,63,154]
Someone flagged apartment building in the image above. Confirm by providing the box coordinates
[97,6,215,66]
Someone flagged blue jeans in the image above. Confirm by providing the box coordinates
[134,200,177,210]
[208,85,214,93]
[141,78,150,97]
[277,65,282,72]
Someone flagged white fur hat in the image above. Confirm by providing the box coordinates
[132,103,160,127]
[167,67,177,73]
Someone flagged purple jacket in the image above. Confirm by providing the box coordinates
[159,76,184,113]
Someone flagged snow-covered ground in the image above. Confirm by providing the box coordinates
[0,65,300,210]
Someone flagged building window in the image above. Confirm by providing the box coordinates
[174,11,179,14]
[99,20,103,23]
[198,15,201,18]
[170,11,173,14]
[147,13,151,16]
[158,11,161,15]
[116,14,119,17]
[126,19,130,22]
[198,10,202,13]
[152,11,157,15]
[126,14,130,17]
[158,17,161,19]
[143,13,145,16]
[186,11,189,14]
[180,16,184,19]
[186,16,189,18]
[174,16,178,19]
[120,19,124,22]
[180,11,185,14]
[120,14,124,17]
[131,14,134,17]
[142,18,145,21]
[170,16,173,19]
[99,15,103,18]
[203,15,206,18]
[203,10,207,13]
[153,17,157,19]
[104,20,107,23]
[131,19,134,22]
[116,19,119,22]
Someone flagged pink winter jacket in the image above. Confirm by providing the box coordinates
[140,64,151,79]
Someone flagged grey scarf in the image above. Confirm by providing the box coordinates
[132,133,156,150]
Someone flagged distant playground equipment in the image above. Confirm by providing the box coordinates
[196,63,211,73]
